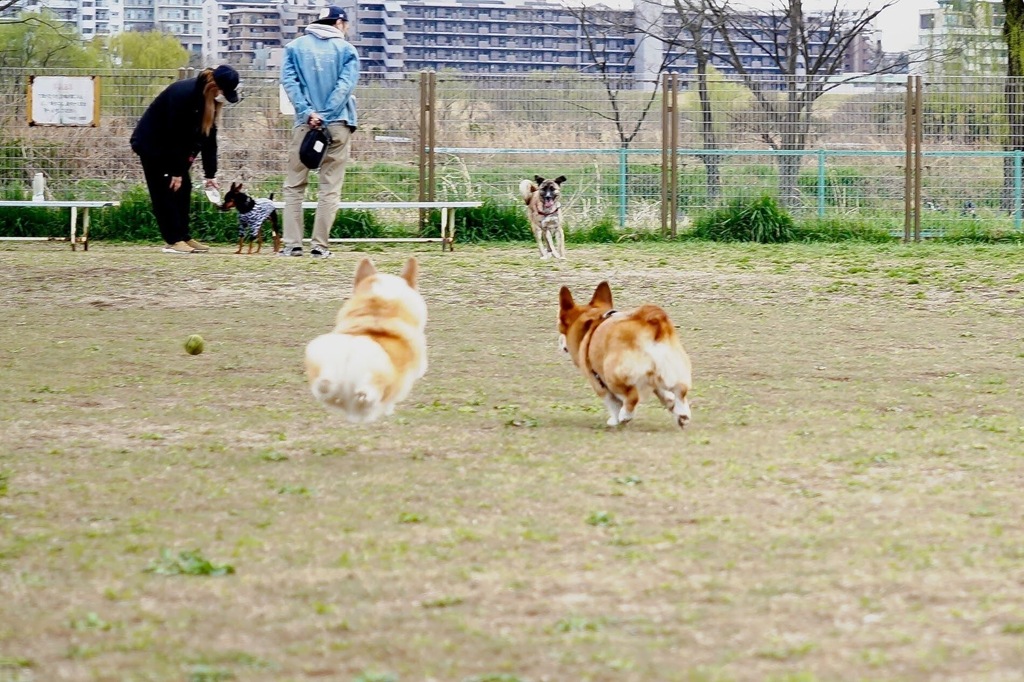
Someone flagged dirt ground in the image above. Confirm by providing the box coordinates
[2,241,1024,682]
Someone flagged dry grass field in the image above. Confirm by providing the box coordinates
[2,241,1024,682]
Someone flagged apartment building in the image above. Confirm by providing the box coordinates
[915,0,1005,76]
[345,0,851,81]
[202,0,320,65]
[19,0,125,40]
[16,0,870,80]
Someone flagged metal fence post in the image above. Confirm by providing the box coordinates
[659,72,680,238]
[904,76,913,244]
[903,75,923,243]
[660,73,669,238]
[914,75,923,242]
[669,73,679,238]
[619,146,627,229]
[1015,150,1022,230]
[417,69,436,231]
[817,148,826,218]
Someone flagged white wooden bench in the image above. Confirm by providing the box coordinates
[271,200,482,251]
[0,200,120,251]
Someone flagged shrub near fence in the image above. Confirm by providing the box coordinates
[2,69,1024,240]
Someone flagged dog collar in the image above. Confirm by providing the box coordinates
[538,203,560,216]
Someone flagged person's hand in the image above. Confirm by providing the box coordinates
[204,177,219,190]
[308,113,323,128]
[169,176,182,192]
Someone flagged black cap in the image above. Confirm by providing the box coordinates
[212,64,240,104]
[316,5,348,23]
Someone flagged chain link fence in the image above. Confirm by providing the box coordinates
[0,67,1021,233]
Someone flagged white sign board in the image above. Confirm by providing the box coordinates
[28,76,100,127]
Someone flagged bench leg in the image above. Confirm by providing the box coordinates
[440,207,449,251]
[441,207,455,252]
[70,206,78,251]
[82,208,90,251]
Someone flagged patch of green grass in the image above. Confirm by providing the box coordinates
[186,665,235,682]
[353,672,399,682]
[551,616,604,633]
[585,511,615,527]
[145,549,235,577]
[421,595,463,609]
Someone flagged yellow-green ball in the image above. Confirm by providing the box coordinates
[184,334,205,355]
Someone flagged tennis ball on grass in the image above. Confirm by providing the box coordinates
[184,334,205,355]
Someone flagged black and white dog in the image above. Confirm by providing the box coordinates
[519,175,567,260]
[219,182,281,255]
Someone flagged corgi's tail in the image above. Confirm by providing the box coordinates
[634,305,677,343]
[519,179,535,204]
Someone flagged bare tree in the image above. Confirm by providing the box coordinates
[564,2,692,149]
[669,0,899,207]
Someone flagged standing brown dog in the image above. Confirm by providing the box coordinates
[519,175,567,260]
[558,281,692,429]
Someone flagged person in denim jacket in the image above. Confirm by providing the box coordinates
[278,5,360,259]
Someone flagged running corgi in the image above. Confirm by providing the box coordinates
[558,281,691,428]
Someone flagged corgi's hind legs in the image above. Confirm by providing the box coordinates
[601,393,624,426]
[657,385,691,429]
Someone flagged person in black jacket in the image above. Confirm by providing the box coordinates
[130,65,240,254]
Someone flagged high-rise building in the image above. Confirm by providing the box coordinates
[14,0,868,81]
[915,0,1005,76]
[19,0,125,40]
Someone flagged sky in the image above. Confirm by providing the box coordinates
[580,0,937,52]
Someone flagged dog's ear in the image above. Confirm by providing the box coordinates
[534,175,545,185]
[354,258,377,287]
[554,175,567,185]
[231,182,241,191]
[400,257,419,289]
[559,285,575,313]
[590,281,613,308]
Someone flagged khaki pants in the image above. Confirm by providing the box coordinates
[282,122,352,251]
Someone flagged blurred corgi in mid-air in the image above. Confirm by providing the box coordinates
[304,257,428,423]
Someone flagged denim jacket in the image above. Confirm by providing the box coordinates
[281,23,360,130]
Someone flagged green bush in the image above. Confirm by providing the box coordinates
[567,214,620,243]
[691,195,795,243]
[59,185,386,243]
[88,185,158,240]
[0,206,67,236]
